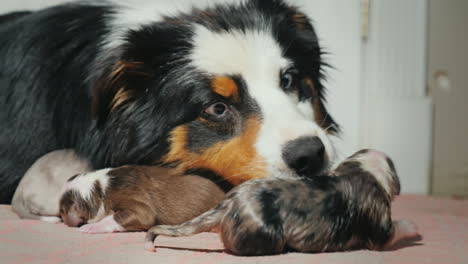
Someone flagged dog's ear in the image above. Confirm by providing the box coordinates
[92,23,192,126]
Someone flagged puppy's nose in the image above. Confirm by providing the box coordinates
[62,212,86,227]
[282,136,325,176]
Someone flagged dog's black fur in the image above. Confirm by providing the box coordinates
[0,5,110,203]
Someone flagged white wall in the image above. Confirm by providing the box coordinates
[1,0,68,12]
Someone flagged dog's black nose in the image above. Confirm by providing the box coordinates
[282,136,325,176]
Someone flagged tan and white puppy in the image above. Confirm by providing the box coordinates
[12,149,92,222]
[59,166,225,233]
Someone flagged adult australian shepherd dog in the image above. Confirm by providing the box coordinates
[0,0,338,203]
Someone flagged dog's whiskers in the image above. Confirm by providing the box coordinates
[324,123,336,134]
[319,112,329,129]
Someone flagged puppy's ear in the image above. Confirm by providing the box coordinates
[92,23,192,125]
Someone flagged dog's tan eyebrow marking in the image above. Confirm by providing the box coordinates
[107,60,147,112]
[289,9,308,30]
[211,76,239,100]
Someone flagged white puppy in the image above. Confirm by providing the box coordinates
[12,149,92,223]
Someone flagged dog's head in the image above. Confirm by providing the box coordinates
[92,0,338,184]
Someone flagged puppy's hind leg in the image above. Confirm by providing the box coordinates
[384,219,420,249]
[80,205,159,234]
[12,196,61,223]
[145,204,226,252]
[113,206,157,232]
[11,200,43,221]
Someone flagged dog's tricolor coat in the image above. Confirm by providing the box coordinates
[145,150,419,256]
[0,0,338,203]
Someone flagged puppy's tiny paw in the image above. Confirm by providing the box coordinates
[385,219,421,249]
[79,215,125,234]
[40,216,62,224]
[79,223,113,233]
[144,241,157,252]
[80,223,100,233]
[394,219,419,239]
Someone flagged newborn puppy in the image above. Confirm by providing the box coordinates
[12,149,92,222]
[145,149,418,255]
[59,166,225,233]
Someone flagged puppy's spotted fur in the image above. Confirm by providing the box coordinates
[145,150,418,255]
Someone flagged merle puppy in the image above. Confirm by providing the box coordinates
[145,149,419,255]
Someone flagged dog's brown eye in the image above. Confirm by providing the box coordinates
[205,102,228,118]
[280,68,298,91]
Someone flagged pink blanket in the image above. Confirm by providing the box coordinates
[1,195,467,264]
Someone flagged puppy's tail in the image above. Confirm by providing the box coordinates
[145,202,227,251]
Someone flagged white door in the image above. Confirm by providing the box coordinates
[359,0,431,194]
[429,0,468,196]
